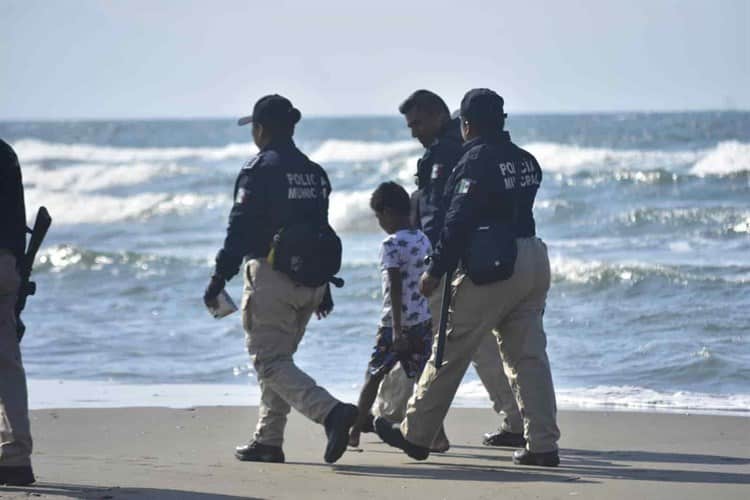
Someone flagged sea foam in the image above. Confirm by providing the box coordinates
[24,190,226,225]
[13,139,255,163]
[454,380,750,416]
[690,140,750,176]
[22,161,192,192]
[13,138,750,179]
[309,139,419,163]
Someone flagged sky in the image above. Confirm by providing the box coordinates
[1,0,748,119]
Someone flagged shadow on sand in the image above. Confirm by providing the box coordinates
[326,446,750,485]
[0,483,262,500]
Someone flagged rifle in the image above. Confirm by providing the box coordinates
[434,267,454,369]
[16,206,52,342]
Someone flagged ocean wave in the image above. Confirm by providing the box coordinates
[24,190,226,225]
[455,380,750,415]
[12,139,255,163]
[524,141,699,174]
[524,140,750,177]
[11,138,420,167]
[12,138,750,178]
[329,190,378,232]
[690,141,750,176]
[549,255,750,286]
[35,245,206,274]
[309,139,419,163]
[615,207,750,235]
[22,162,193,192]
[22,181,383,228]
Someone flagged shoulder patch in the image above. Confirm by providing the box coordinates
[466,145,484,161]
[242,153,264,170]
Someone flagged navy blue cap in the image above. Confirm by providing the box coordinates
[459,88,506,121]
[238,94,302,127]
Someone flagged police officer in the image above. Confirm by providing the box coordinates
[0,139,35,485]
[204,95,358,464]
[373,90,525,449]
[375,89,561,466]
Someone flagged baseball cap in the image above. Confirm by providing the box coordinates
[237,94,302,127]
[459,88,506,121]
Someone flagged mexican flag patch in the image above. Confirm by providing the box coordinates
[456,178,475,194]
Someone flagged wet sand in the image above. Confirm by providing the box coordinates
[1,407,748,499]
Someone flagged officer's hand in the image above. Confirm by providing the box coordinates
[316,284,334,320]
[419,272,440,297]
[203,274,225,309]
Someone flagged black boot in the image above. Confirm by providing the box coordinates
[512,448,560,467]
[234,441,285,463]
[482,429,526,447]
[360,413,375,433]
[323,403,358,464]
[374,416,429,461]
[0,465,35,486]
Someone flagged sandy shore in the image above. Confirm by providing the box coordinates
[1,407,747,499]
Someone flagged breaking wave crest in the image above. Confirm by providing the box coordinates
[690,140,750,176]
[24,190,226,225]
[13,139,256,163]
[22,162,193,192]
[12,138,750,179]
[329,190,377,232]
[310,139,419,163]
[525,140,750,176]
[455,380,750,415]
[11,138,420,166]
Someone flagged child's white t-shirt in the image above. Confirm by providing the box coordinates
[379,228,432,328]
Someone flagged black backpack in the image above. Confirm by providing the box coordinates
[268,222,342,288]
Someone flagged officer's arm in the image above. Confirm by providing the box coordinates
[214,167,266,281]
[427,157,485,279]
[429,143,461,238]
[409,190,421,229]
[321,169,332,223]
[0,145,27,259]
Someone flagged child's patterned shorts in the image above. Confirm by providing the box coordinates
[368,319,433,379]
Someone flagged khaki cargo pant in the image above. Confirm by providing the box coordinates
[402,238,560,453]
[0,251,33,466]
[374,280,523,433]
[242,259,339,447]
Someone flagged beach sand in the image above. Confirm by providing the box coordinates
[1,407,748,499]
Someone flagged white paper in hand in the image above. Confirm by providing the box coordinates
[207,290,238,319]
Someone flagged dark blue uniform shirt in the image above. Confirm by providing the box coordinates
[0,139,27,261]
[214,138,332,280]
[427,132,543,278]
[411,118,464,246]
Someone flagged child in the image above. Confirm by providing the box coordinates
[349,181,432,447]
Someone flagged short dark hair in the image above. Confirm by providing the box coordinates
[398,89,450,116]
[370,181,411,216]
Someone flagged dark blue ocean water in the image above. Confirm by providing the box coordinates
[2,112,749,413]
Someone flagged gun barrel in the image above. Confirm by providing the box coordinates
[434,269,453,369]
[16,206,52,342]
